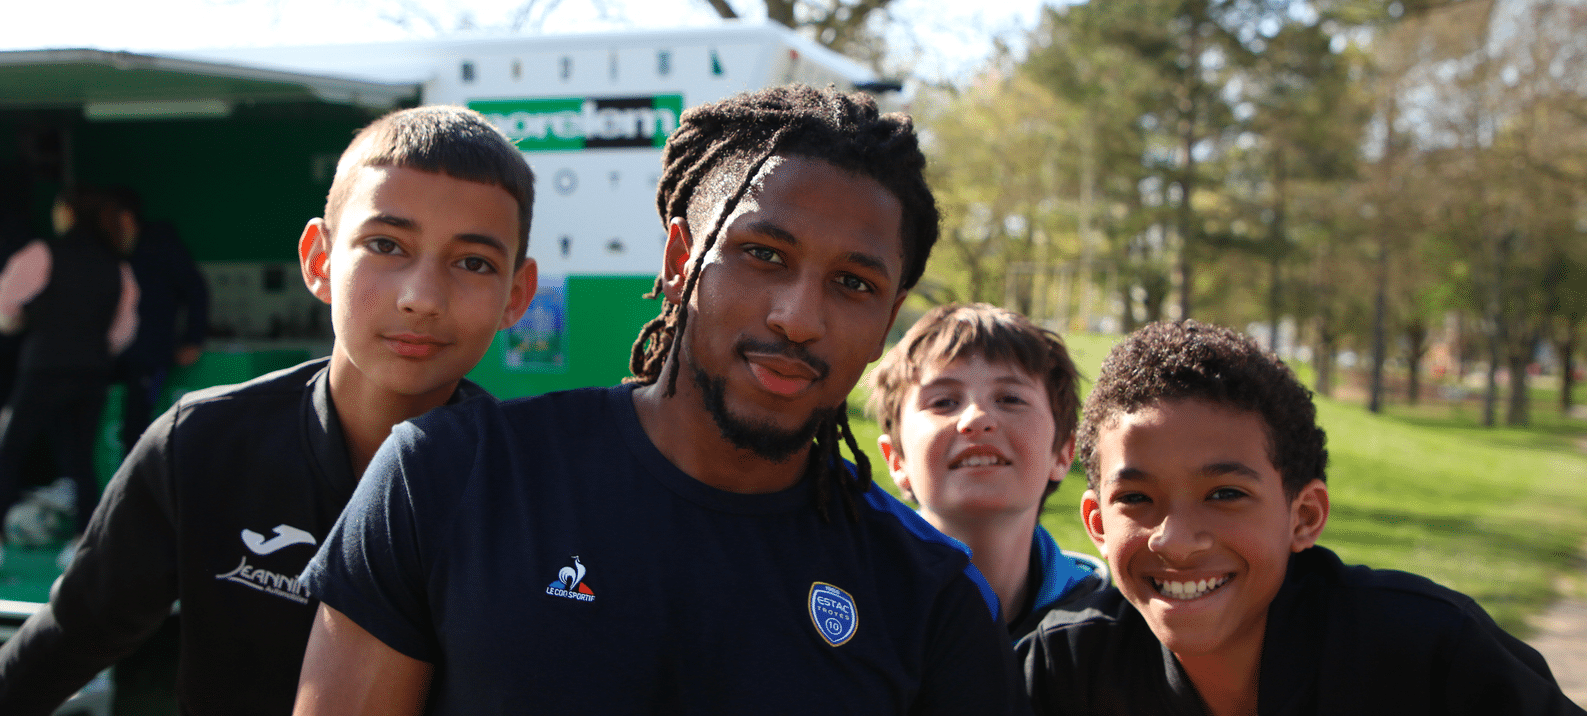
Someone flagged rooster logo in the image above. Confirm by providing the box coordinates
[546,555,595,600]
[558,556,586,591]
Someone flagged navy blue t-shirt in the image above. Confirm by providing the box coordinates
[303,385,1029,715]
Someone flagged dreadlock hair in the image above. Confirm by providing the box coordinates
[627,84,940,523]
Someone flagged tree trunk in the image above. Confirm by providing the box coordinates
[1268,148,1287,353]
[1405,319,1427,405]
[763,0,794,28]
[1368,93,1397,415]
[1175,24,1201,321]
[1120,281,1137,334]
[700,0,739,19]
[1368,234,1388,413]
[1505,334,1532,427]
[1483,232,1513,428]
[1315,314,1335,398]
[1483,335,1500,427]
[1561,319,1579,414]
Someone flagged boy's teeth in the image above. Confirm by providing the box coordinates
[1153,575,1231,600]
[954,454,1005,468]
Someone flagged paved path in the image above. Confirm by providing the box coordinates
[1527,548,1587,707]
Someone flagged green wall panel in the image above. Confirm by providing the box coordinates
[71,108,372,262]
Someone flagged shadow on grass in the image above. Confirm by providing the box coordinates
[1326,502,1583,635]
[1376,403,1587,447]
[1328,504,1581,568]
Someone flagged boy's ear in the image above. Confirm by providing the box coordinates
[876,434,916,504]
[299,219,333,305]
[1049,435,1077,487]
[497,257,538,331]
[660,217,695,306]
[1289,478,1329,552]
[1081,490,1107,554]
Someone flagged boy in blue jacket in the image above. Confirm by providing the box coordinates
[869,302,1103,641]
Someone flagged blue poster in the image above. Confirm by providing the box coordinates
[504,274,567,373]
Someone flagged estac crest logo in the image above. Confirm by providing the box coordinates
[808,582,858,647]
[546,555,596,602]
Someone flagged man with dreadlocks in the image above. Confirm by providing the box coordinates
[295,85,1029,715]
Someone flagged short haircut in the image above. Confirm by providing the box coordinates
[1077,320,1327,499]
[629,84,940,523]
[324,105,535,266]
[868,302,1080,468]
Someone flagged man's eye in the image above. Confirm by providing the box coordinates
[367,237,400,254]
[837,274,873,293]
[1115,492,1150,505]
[746,246,782,264]
[458,256,496,274]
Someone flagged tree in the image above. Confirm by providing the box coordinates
[697,0,897,65]
[915,72,1081,315]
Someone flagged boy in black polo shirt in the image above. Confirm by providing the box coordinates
[0,106,537,716]
[1021,320,1582,716]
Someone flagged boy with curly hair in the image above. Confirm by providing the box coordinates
[1021,320,1582,716]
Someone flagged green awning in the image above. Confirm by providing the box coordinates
[0,49,419,116]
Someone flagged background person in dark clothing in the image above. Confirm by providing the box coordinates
[0,188,138,567]
[108,187,208,454]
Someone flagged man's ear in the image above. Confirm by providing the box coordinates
[870,289,909,362]
[299,219,333,305]
[660,217,695,305]
[1289,478,1330,552]
[1081,490,1107,554]
[497,257,539,330]
[1049,435,1077,487]
[877,434,916,504]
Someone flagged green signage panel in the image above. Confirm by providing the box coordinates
[471,95,685,152]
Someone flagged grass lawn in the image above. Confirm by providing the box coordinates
[846,332,1587,635]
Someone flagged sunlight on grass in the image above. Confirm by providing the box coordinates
[848,331,1587,635]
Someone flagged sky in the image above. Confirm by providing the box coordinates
[0,0,1057,83]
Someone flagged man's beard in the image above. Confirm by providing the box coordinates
[691,365,842,464]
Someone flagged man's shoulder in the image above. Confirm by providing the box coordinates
[851,484,1010,617]
[856,484,977,566]
[396,384,627,454]
[420,384,622,428]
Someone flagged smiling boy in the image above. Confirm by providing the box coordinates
[1020,320,1583,716]
[294,86,1025,715]
[0,106,536,716]
[869,303,1103,640]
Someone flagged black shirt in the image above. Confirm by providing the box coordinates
[1019,545,1584,716]
[0,359,488,716]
